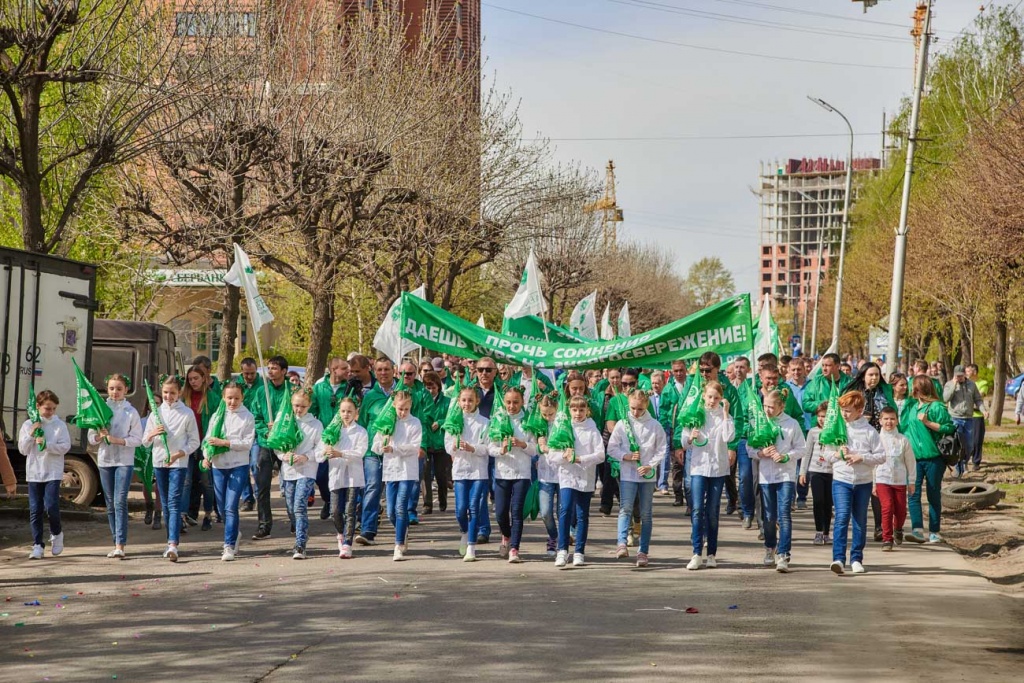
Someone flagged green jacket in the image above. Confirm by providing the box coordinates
[312,380,349,428]
[423,391,449,451]
[801,374,853,415]
[658,378,686,433]
[899,398,955,460]
[252,378,291,447]
[235,375,265,415]
[673,372,743,450]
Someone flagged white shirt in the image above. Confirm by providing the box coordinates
[146,401,201,469]
[826,417,886,485]
[88,399,143,468]
[210,407,256,470]
[874,430,916,486]
[536,417,559,484]
[19,417,71,482]
[489,412,537,481]
[681,407,735,478]
[376,416,423,482]
[276,414,324,481]
[445,412,491,481]
[547,418,604,492]
[607,412,667,483]
[754,413,806,485]
[317,423,368,489]
[799,426,831,476]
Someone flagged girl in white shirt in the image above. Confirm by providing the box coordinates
[535,394,561,557]
[88,374,143,559]
[276,390,324,560]
[488,387,537,564]
[549,396,604,569]
[754,391,806,573]
[799,402,832,546]
[145,375,201,562]
[375,391,422,561]
[202,383,255,561]
[608,391,667,568]
[445,388,490,562]
[318,398,368,559]
[680,381,735,570]
[19,389,71,560]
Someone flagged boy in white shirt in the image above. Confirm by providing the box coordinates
[874,406,916,551]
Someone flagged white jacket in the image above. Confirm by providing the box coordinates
[146,401,201,469]
[376,415,422,482]
[607,411,667,483]
[445,412,490,481]
[88,399,143,468]
[318,423,368,489]
[277,414,324,481]
[826,417,886,485]
[681,407,735,478]
[18,417,71,482]
[547,418,604,492]
[489,412,537,481]
[210,406,256,470]
[874,430,916,486]
[535,417,559,484]
[754,413,806,485]
[799,426,830,476]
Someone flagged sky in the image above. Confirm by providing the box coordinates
[480,0,986,296]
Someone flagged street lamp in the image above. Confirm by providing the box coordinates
[807,96,854,355]
[792,188,831,358]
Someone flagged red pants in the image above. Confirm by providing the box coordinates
[876,483,908,543]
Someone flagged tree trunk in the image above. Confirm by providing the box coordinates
[217,284,241,381]
[958,318,971,365]
[991,298,1008,427]
[306,285,336,386]
[20,85,46,253]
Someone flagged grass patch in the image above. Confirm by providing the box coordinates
[1001,483,1024,507]
[985,437,1024,463]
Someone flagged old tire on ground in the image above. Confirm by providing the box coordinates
[941,481,1002,510]
[62,456,99,507]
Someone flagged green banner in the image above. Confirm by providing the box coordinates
[400,294,753,370]
[502,315,587,344]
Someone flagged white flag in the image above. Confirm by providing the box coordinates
[373,285,426,365]
[617,302,632,338]
[223,243,275,332]
[753,294,781,360]
[504,249,548,320]
[600,303,614,341]
[477,314,487,329]
[568,291,598,340]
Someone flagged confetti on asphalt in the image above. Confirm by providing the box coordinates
[61,595,69,600]
[393,593,400,599]
[56,604,64,609]
[258,595,264,599]
[14,623,25,627]
[77,592,84,596]
[728,605,739,610]
[685,607,699,614]
[131,593,141,597]
[377,577,389,583]
[24,601,41,606]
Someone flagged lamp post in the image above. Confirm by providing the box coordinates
[807,96,854,355]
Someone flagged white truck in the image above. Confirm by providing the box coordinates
[1,247,180,505]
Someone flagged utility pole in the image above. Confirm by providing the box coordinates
[884,0,933,376]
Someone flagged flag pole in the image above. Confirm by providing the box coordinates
[250,318,274,421]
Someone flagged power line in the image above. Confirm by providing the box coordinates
[712,0,910,29]
[537,132,876,142]
[482,2,910,71]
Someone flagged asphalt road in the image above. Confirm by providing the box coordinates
[1,488,1021,682]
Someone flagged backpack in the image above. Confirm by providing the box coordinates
[936,430,966,468]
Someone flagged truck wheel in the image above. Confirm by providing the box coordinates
[941,481,1003,510]
[62,456,99,507]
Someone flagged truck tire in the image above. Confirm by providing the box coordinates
[941,481,1003,510]
[62,456,99,507]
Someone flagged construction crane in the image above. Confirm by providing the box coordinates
[584,160,624,250]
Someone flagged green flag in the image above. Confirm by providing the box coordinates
[502,315,586,344]
[441,374,465,439]
[371,395,398,439]
[487,389,514,444]
[743,379,780,449]
[321,403,345,447]
[676,369,707,436]
[72,358,113,431]
[522,376,549,437]
[26,381,45,451]
[200,400,230,469]
[133,444,153,494]
[547,391,575,451]
[265,389,303,452]
[144,380,171,465]
[819,380,848,447]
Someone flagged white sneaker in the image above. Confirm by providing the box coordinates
[686,555,703,571]
[572,552,585,567]
[829,561,844,575]
[340,544,353,559]
[554,549,568,568]
[29,544,44,560]
[706,555,717,568]
[776,556,790,573]
[106,548,119,558]
[112,548,125,560]
[508,549,522,564]
[292,547,306,560]
[222,546,236,562]
[463,544,477,562]
[166,545,178,562]
[50,532,64,556]
[763,548,776,566]
[851,561,866,574]
[393,545,406,561]
[458,532,468,557]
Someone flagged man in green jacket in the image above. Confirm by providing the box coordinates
[356,357,400,545]
[236,357,264,510]
[252,355,292,540]
[800,353,852,415]
[311,358,351,520]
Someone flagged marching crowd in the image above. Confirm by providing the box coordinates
[17,349,983,575]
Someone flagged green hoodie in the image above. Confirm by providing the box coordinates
[252,378,291,447]
[801,374,853,415]
[899,398,955,459]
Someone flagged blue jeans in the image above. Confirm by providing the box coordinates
[282,478,315,548]
[386,480,414,544]
[476,457,494,539]
[408,458,423,516]
[761,481,795,555]
[99,465,133,546]
[795,461,809,503]
[736,440,755,518]
[690,475,726,556]
[154,467,186,544]
[538,482,559,541]
[494,478,530,549]
[360,455,383,539]
[243,442,259,503]
[618,480,655,553]
[558,488,593,553]
[315,461,331,507]
[910,457,945,532]
[212,465,248,549]
[832,480,872,564]
[952,418,974,476]
[454,479,487,541]
[658,428,672,490]
[28,480,61,547]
